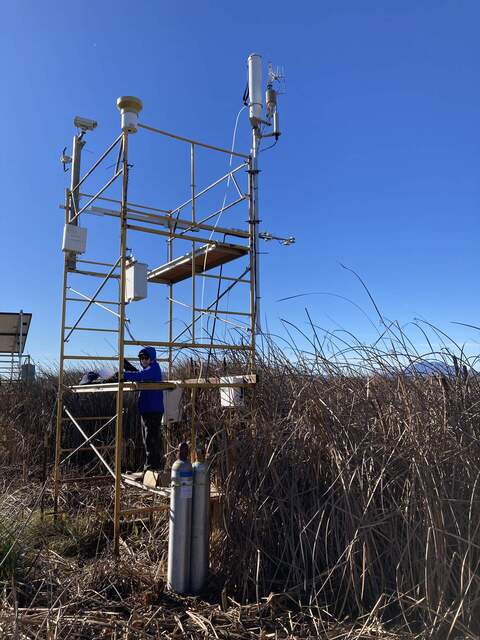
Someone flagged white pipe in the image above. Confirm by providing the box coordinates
[248,53,263,126]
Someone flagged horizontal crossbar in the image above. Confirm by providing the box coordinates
[64,326,119,334]
[70,270,120,280]
[138,122,250,159]
[125,340,253,351]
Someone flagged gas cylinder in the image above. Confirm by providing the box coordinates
[167,442,192,593]
[190,449,210,594]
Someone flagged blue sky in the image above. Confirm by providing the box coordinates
[1,1,480,366]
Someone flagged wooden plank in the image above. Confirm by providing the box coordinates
[148,243,249,285]
[67,375,256,394]
[180,374,257,386]
[68,381,177,394]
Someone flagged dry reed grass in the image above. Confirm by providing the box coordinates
[1,320,480,638]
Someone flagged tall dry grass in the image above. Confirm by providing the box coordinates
[196,323,480,637]
[1,320,480,637]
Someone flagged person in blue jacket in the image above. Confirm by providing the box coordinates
[123,346,165,471]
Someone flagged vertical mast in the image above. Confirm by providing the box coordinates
[113,128,128,555]
[18,309,23,375]
[67,133,85,270]
[248,53,263,334]
[113,96,143,554]
[53,190,71,519]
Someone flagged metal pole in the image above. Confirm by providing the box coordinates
[168,223,173,379]
[191,143,196,344]
[113,130,128,555]
[251,129,261,334]
[18,309,23,377]
[53,190,71,519]
[67,134,85,270]
[248,157,256,371]
[190,145,197,461]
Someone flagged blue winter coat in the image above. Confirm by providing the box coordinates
[123,346,164,415]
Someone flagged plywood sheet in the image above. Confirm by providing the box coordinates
[148,243,248,284]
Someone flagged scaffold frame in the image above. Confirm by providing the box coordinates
[53,105,259,553]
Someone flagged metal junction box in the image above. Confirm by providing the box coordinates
[125,260,148,302]
[62,224,87,254]
[220,376,245,408]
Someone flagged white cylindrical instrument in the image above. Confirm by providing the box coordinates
[248,53,263,126]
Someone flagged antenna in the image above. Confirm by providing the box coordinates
[60,146,72,172]
[268,63,286,91]
[265,62,284,140]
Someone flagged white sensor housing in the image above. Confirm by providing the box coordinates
[248,53,263,126]
[62,224,87,254]
[220,376,245,408]
[125,259,148,302]
[116,96,143,133]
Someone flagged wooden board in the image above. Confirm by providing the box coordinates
[67,374,256,394]
[68,381,177,394]
[148,243,249,284]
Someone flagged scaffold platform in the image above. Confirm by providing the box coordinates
[148,243,249,285]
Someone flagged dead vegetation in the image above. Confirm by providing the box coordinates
[1,323,480,638]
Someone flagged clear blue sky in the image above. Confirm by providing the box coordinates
[1,1,480,366]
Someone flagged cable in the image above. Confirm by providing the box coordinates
[260,139,277,153]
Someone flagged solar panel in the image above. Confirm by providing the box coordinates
[0,312,32,354]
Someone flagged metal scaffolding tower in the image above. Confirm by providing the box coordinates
[53,54,287,554]
[54,96,263,553]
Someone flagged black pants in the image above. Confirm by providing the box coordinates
[140,412,164,471]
